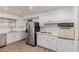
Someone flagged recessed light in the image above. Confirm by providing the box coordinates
[29,6,34,10]
[3,7,8,10]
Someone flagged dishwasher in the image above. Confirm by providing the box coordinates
[0,34,6,48]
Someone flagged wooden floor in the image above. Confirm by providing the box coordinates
[0,40,54,52]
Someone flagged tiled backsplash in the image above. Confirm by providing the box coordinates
[40,26,58,35]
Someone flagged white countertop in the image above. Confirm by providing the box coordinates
[37,32,74,40]
[0,28,26,34]
[36,32,58,37]
[0,29,11,34]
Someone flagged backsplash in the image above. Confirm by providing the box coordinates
[40,25,58,35]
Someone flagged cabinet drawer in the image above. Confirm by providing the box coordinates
[57,39,74,52]
[37,34,57,51]
[47,38,57,50]
[0,34,6,47]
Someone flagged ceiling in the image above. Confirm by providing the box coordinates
[0,6,63,17]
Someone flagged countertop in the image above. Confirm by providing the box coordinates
[37,32,74,40]
[0,28,26,34]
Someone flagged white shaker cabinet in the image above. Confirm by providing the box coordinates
[0,34,6,47]
[57,38,74,52]
[46,36,57,50]
[37,33,74,52]
[39,17,45,26]
[37,34,57,51]
[7,32,26,44]
[37,35,48,48]
[39,16,49,26]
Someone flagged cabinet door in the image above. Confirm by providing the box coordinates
[37,34,57,51]
[57,39,74,52]
[46,36,57,51]
[37,34,44,46]
[39,17,44,26]
[0,34,6,47]
[39,16,49,26]
[41,36,57,51]
[37,35,48,47]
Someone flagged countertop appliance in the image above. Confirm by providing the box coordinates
[26,20,40,46]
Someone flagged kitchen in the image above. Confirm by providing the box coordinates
[0,6,78,52]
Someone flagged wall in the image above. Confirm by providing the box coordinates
[40,24,58,35]
[0,12,26,44]
[0,12,22,32]
[15,19,26,31]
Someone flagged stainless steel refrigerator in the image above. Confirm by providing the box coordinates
[26,20,40,47]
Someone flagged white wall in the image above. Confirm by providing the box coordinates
[0,12,23,32]
[40,25,58,35]
[16,19,26,30]
[0,12,26,44]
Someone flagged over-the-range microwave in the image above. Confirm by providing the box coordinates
[58,23,74,27]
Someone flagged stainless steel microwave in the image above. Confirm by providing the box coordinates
[58,23,74,27]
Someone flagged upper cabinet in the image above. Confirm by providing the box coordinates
[39,16,50,26]
[38,7,74,27]
[32,17,39,22]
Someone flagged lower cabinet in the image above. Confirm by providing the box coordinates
[7,32,26,44]
[0,34,6,47]
[57,38,74,52]
[37,33,74,52]
[37,34,57,51]
[47,36,57,50]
